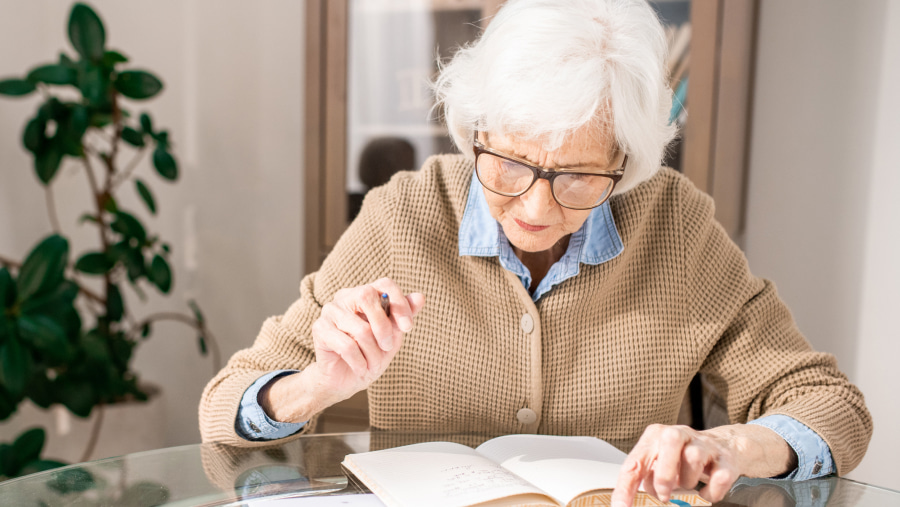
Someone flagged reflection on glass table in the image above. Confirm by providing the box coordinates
[0,431,896,506]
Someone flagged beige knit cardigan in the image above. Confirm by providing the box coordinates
[199,154,871,474]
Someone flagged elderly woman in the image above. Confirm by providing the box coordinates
[200,0,871,504]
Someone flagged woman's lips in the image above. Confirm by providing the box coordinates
[514,218,549,232]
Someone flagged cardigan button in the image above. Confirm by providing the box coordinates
[517,408,537,425]
[520,313,534,333]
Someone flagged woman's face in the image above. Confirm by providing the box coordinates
[479,127,617,254]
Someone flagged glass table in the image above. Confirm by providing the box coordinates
[0,431,896,506]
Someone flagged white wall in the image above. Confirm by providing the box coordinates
[0,0,304,452]
[747,0,899,490]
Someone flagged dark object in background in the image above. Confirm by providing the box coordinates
[348,137,416,221]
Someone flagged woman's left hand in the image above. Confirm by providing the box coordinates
[610,423,797,507]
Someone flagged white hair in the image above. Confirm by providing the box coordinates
[433,0,677,194]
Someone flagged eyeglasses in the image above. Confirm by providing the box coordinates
[473,140,627,210]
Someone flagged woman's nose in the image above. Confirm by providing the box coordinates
[519,178,557,218]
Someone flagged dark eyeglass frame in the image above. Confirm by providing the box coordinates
[472,139,627,210]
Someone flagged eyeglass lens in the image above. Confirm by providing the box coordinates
[476,152,615,209]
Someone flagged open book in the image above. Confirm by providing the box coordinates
[342,434,710,507]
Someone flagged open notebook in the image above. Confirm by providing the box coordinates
[342,434,710,507]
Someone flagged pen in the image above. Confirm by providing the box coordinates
[380,293,391,317]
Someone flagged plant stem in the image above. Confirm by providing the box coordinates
[105,92,122,192]
[135,312,223,374]
[80,404,104,463]
[82,156,108,247]
[76,283,106,306]
[112,147,146,190]
[82,154,113,331]
[45,185,62,234]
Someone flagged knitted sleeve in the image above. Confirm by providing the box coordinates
[680,178,872,475]
[198,181,397,446]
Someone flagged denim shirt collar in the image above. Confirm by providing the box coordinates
[458,174,624,301]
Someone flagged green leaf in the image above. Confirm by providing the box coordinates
[23,118,46,154]
[103,194,119,213]
[20,459,67,476]
[74,252,114,275]
[0,387,17,420]
[114,70,163,100]
[197,334,207,356]
[34,138,64,185]
[81,330,109,364]
[149,255,172,293]
[18,314,69,362]
[68,3,105,62]
[139,113,153,135]
[188,300,205,326]
[0,268,15,309]
[135,179,156,215]
[38,97,65,122]
[152,130,169,148]
[78,213,98,225]
[25,371,54,408]
[19,280,78,318]
[110,335,136,371]
[12,428,45,466]
[58,53,76,69]
[0,318,12,345]
[0,79,36,97]
[47,467,95,493]
[77,63,109,106]
[0,338,31,397]
[26,65,76,86]
[0,443,15,477]
[110,241,144,282]
[71,105,90,138]
[90,112,113,128]
[110,211,147,243]
[102,50,128,67]
[107,284,123,322]
[121,126,144,148]
[16,235,69,303]
[152,147,178,181]
[140,322,151,338]
[53,105,86,158]
[55,379,94,418]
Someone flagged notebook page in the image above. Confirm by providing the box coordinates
[343,441,553,507]
[475,435,630,505]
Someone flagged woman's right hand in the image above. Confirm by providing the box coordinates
[261,278,425,423]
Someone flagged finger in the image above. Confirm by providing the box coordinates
[353,285,395,351]
[406,292,426,317]
[642,468,659,501]
[316,326,367,376]
[371,278,415,332]
[698,464,738,503]
[330,305,386,371]
[679,442,706,491]
[653,427,690,501]
[612,451,653,507]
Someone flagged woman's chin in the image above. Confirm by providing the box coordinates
[505,230,560,253]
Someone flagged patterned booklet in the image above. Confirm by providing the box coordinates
[342,434,710,507]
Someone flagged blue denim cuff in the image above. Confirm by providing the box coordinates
[236,370,306,441]
[748,414,835,480]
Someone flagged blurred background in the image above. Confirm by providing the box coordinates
[0,0,897,491]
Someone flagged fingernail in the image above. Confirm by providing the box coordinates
[381,336,393,351]
[400,316,413,332]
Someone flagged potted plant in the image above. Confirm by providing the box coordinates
[0,2,218,480]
